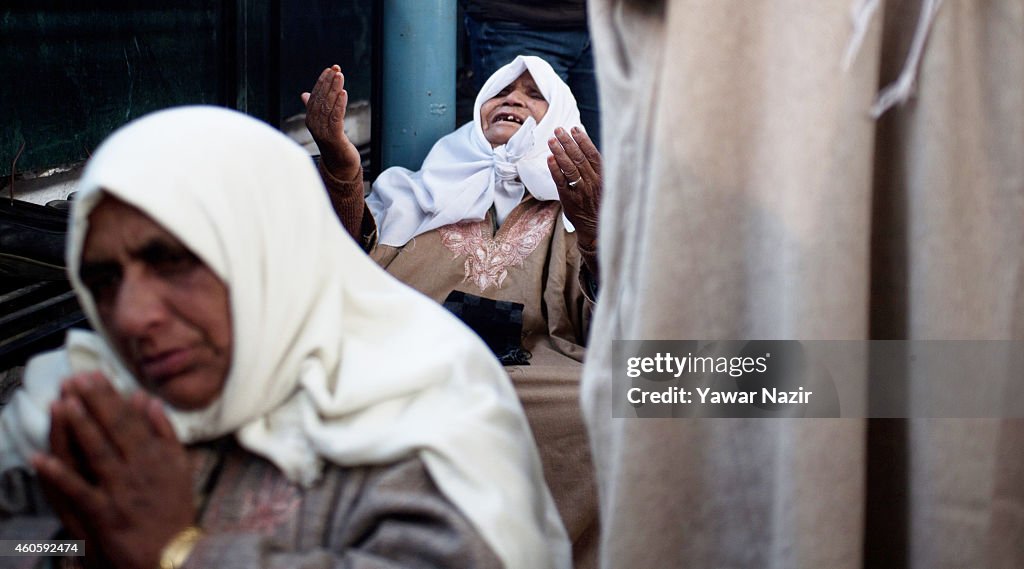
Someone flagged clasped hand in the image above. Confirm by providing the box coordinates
[31,373,195,569]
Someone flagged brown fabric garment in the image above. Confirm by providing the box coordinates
[584,0,1024,568]
[184,442,501,569]
[0,442,500,569]
[325,170,600,568]
[318,161,367,244]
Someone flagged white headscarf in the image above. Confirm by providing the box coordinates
[0,106,570,569]
[367,55,582,246]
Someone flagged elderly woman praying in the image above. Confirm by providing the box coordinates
[303,55,602,568]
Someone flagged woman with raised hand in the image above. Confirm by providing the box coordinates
[303,55,601,568]
[0,106,569,569]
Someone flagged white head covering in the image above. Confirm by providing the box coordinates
[367,55,582,246]
[0,106,570,569]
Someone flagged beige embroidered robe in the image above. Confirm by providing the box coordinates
[364,195,600,569]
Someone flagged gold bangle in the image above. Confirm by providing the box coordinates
[159,526,204,569]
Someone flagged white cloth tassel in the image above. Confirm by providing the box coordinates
[843,0,881,70]
[843,0,946,118]
[870,0,945,117]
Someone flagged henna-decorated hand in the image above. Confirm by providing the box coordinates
[302,65,363,183]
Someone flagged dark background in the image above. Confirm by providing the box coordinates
[1,0,375,178]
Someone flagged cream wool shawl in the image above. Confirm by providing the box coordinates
[367,55,582,246]
[0,107,570,569]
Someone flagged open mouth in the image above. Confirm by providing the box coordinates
[492,113,524,125]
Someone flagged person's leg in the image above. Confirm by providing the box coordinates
[566,38,601,149]
[464,15,577,89]
[465,15,512,90]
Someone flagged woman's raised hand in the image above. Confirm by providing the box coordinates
[302,65,363,182]
[547,127,602,248]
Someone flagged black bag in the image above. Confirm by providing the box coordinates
[442,291,531,366]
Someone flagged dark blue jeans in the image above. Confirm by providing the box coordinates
[465,16,601,149]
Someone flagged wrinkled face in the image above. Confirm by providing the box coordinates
[79,197,232,410]
[479,71,549,147]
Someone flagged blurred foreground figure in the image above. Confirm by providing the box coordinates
[583,1,1024,567]
[0,106,569,569]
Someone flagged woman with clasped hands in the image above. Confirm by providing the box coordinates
[0,107,570,569]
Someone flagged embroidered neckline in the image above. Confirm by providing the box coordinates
[439,202,559,291]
